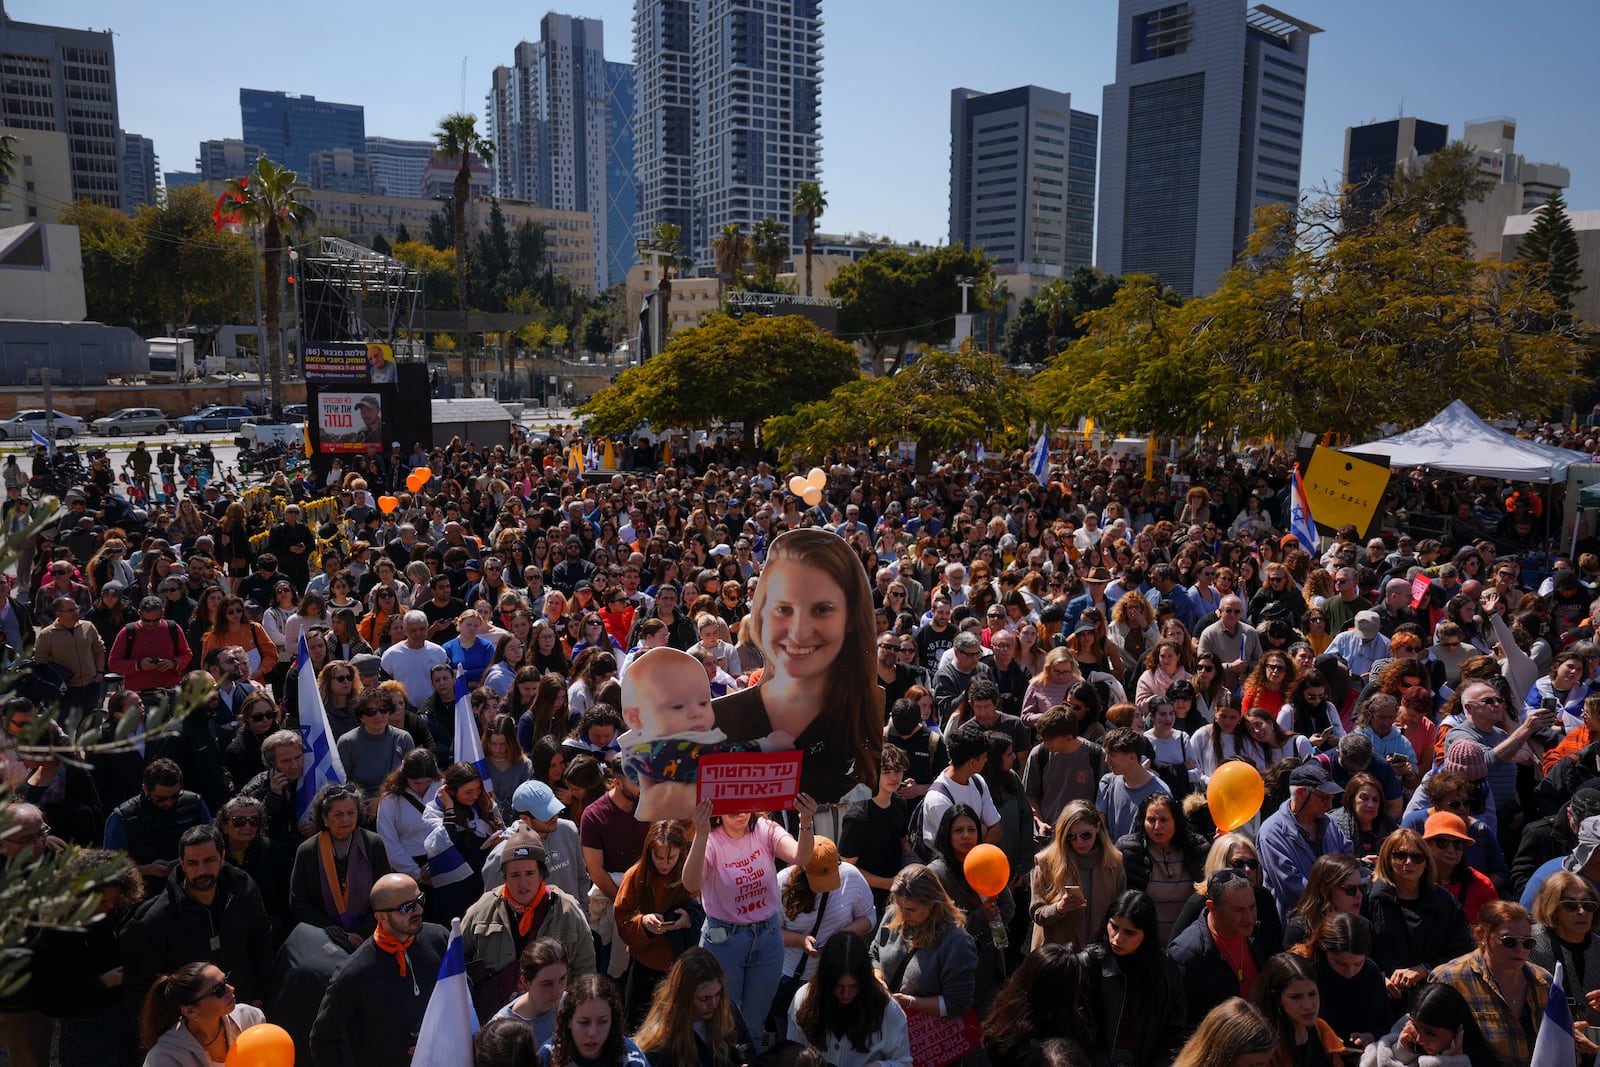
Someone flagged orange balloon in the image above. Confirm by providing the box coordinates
[963,842,1010,898]
[377,495,399,514]
[225,1022,294,1067]
[1207,761,1265,832]
[405,470,426,493]
[801,486,822,506]
[413,467,432,487]
[788,475,809,496]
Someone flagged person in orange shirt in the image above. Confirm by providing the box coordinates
[1544,693,1600,773]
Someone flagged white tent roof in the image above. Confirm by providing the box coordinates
[1343,400,1586,483]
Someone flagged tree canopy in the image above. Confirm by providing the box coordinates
[576,313,858,440]
[829,244,993,375]
[1029,184,1586,440]
[765,342,1033,468]
[1517,189,1585,314]
[59,187,255,340]
[1000,266,1150,364]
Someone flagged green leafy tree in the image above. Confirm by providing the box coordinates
[222,157,316,420]
[58,199,156,332]
[1000,268,1154,363]
[793,182,827,298]
[752,218,788,275]
[391,240,458,310]
[829,245,994,375]
[1380,141,1496,235]
[1031,191,1586,440]
[1517,189,1585,313]
[766,341,1033,473]
[136,186,254,338]
[577,314,857,446]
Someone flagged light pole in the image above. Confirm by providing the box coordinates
[635,236,678,360]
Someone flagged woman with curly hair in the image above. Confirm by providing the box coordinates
[1278,670,1345,752]
[868,865,977,1042]
[1240,650,1297,719]
[541,972,648,1067]
[787,932,910,1067]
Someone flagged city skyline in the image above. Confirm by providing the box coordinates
[8,0,1598,254]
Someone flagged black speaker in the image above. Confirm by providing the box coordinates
[394,362,434,449]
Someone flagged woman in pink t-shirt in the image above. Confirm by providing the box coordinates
[684,794,819,1035]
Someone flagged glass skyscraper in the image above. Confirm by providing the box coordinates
[239,88,365,176]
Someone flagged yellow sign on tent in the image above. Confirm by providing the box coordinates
[1302,446,1391,536]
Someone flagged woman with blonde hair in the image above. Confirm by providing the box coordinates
[1169,833,1285,951]
[868,865,977,1031]
[317,658,363,740]
[1170,997,1276,1067]
[1030,800,1125,948]
[1020,647,1082,726]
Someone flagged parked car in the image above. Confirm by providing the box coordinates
[90,407,172,436]
[0,409,88,440]
[282,404,308,420]
[175,405,252,433]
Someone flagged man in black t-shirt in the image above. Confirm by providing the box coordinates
[883,699,948,799]
[419,573,466,644]
[838,743,911,914]
[915,596,955,672]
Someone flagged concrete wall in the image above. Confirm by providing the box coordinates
[0,381,307,420]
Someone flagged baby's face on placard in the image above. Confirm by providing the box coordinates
[625,655,714,738]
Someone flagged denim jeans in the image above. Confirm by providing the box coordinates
[701,912,783,1035]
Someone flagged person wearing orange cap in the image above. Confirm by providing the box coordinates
[1425,811,1497,923]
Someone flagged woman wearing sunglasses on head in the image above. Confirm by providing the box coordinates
[1428,900,1553,1065]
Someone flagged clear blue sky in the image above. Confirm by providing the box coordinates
[15,0,1598,245]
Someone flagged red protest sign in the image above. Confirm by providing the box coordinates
[1410,573,1431,609]
[907,1007,982,1067]
[696,751,803,815]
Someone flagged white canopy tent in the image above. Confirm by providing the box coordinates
[1343,400,1587,483]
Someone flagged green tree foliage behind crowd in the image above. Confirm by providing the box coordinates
[1030,142,1589,439]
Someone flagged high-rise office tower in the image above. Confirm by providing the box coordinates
[486,16,636,290]
[306,147,371,194]
[949,86,1098,274]
[604,60,638,288]
[1097,1,1319,296]
[239,88,365,176]
[0,1,122,207]
[1341,117,1448,216]
[197,139,265,183]
[365,137,433,198]
[119,131,158,210]
[634,0,822,269]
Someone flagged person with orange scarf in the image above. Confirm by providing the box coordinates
[288,784,393,950]
[461,829,596,1021]
[310,872,448,1067]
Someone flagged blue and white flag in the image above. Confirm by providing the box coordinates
[295,633,346,820]
[452,675,494,799]
[29,429,53,457]
[1532,962,1575,1067]
[974,442,985,465]
[1028,430,1050,483]
[412,917,478,1067]
[1289,464,1319,554]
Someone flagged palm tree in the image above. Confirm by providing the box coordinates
[1035,277,1071,357]
[0,133,17,191]
[792,182,827,297]
[223,157,316,420]
[433,113,496,394]
[710,222,750,304]
[752,218,788,276]
[978,274,1011,353]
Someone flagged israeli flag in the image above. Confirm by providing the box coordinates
[295,633,346,820]
[452,675,494,799]
[1028,430,1050,483]
[411,917,478,1067]
[1531,962,1575,1067]
[974,442,985,465]
[1289,465,1319,554]
[29,429,54,457]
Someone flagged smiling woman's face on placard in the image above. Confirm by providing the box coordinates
[755,556,846,681]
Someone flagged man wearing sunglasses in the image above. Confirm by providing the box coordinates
[120,824,273,1022]
[312,872,448,1066]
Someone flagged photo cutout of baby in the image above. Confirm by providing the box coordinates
[618,646,793,821]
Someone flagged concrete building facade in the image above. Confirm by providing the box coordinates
[306,146,372,195]
[1462,117,1571,257]
[1502,207,1600,327]
[0,3,122,208]
[197,139,265,183]
[1097,0,1319,296]
[118,131,158,210]
[365,137,432,198]
[487,17,636,291]
[948,85,1097,275]
[0,125,72,224]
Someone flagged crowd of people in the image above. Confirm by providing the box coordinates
[3,424,1600,1067]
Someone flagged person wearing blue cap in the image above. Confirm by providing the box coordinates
[1257,761,1353,921]
[482,780,589,904]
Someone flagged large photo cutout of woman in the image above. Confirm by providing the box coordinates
[710,528,884,809]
